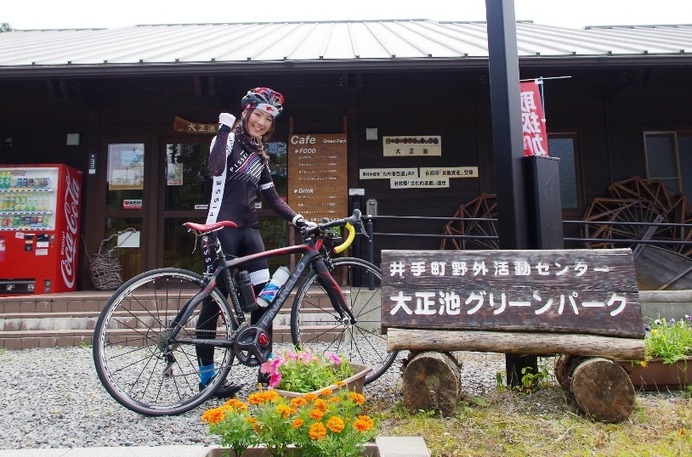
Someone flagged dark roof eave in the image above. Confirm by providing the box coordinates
[0,54,688,79]
[518,54,690,68]
[0,58,486,78]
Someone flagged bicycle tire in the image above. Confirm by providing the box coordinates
[92,268,236,416]
[290,257,398,384]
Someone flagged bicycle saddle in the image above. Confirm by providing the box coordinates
[184,220,238,234]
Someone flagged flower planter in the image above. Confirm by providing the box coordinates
[204,436,430,457]
[618,357,690,390]
[271,363,371,398]
[205,442,378,457]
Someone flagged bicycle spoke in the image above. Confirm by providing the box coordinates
[291,257,398,384]
[93,268,235,416]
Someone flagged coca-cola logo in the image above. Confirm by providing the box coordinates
[60,170,81,289]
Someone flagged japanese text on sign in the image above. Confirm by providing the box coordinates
[173,116,217,134]
[387,258,623,316]
[380,249,643,337]
[359,167,479,188]
[382,136,442,156]
[288,134,347,221]
[520,81,549,157]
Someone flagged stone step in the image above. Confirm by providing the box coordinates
[0,291,113,314]
[0,290,335,350]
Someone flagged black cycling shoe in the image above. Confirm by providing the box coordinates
[257,370,270,386]
[213,382,243,398]
[200,381,242,398]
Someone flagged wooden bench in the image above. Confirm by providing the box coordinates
[381,248,645,423]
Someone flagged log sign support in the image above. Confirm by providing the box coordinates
[381,248,645,423]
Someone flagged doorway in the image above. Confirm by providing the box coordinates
[160,139,291,276]
[95,136,291,286]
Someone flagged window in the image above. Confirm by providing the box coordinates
[644,132,692,198]
[548,135,581,209]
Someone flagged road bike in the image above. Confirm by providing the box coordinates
[92,209,397,416]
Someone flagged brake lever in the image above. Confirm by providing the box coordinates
[345,208,362,226]
[301,224,321,238]
[357,220,370,239]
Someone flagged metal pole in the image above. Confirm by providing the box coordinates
[366,216,375,289]
[485,0,529,250]
[485,0,536,386]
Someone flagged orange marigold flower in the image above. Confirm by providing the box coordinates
[247,392,264,405]
[200,407,225,424]
[224,398,248,411]
[276,403,296,419]
[292,418,304,429]
[326,415,345,433]
[354,415,374,432]
[248,390,280,405]
[359,414,374,425]
[349,392,365,405]
[319,388,334,397]
[265,390,281,401]
[314,399,329,412]
[291,397,308,408]
[309,422,327,441]
[309,408,325,420]
[335,380,346,387]
[304,393,318,402]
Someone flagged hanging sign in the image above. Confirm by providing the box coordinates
[520,81,549,157]
[383,136,441,157]
[173,116,218,134]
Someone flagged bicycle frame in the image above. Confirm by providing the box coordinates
[167,223,356,364]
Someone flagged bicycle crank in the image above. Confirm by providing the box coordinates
[234,326,272,366]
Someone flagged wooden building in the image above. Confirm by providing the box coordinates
[0,20,691,290]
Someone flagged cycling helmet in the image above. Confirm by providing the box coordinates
[241,87,284,117]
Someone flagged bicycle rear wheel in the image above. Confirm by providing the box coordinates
[290,257,398,384]
[92,268,235,416]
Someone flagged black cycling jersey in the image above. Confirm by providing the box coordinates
[206,130,296,228]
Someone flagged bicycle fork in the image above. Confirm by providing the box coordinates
[313,260,357,325]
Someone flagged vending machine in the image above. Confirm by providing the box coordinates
[0,164,83,295]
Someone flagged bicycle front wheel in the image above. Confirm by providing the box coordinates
[290,257,398,384]
[92,268,235,416]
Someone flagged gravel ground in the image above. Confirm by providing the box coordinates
[0,346,505,450]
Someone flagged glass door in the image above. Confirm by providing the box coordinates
[160,139,292,274]
[105,142,147,281]
[162,141,212,273]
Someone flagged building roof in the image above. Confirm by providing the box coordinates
[1,20,690,76]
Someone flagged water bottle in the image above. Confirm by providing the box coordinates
[236,270,258,312]
[257,266,290,308]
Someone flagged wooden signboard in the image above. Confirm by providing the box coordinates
[287,134,347,221]
[381,248,644,338]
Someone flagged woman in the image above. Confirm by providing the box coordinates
[196,87,312,397]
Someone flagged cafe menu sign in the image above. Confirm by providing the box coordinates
[287,134,347,222]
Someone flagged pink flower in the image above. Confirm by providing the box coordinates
[260,357,285,388]
[326,352,342,365]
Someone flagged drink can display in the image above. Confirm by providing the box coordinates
[0,165,83,294]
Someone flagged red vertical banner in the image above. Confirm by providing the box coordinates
[520,81,549,157]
